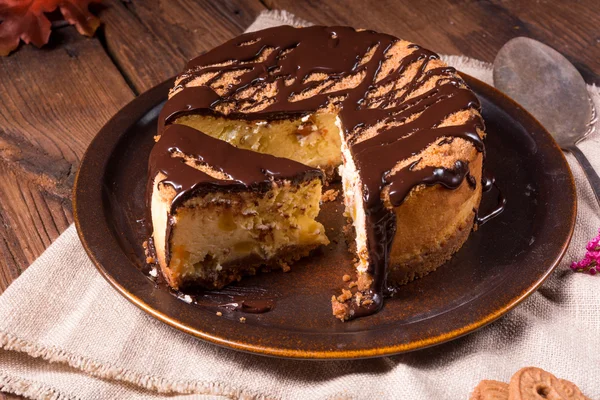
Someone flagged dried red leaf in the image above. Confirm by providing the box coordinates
[0,0,102,56]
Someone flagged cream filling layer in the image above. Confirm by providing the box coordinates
[337,117,370,274]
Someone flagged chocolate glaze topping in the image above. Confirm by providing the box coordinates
[175,285,277,314]
[148,124,322,212]
[153,25,495,320]
[476,171,507,226]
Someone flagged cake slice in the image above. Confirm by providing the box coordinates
[148,124,329,290]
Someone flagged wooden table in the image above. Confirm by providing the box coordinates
[0,1,598,397]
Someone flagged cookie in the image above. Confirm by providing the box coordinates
[470,380,509,400]
[508,367,587,400]
[559,380,592,400]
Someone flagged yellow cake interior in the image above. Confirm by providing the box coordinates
[174,113,341,176]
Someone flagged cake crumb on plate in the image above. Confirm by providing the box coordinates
[321,189,339,202]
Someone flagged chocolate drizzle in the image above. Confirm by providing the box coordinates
[153,25,493,320]
[219,299,274,314]
[173,285,277,314]
[148,124,322,213]
[476,171,506,226]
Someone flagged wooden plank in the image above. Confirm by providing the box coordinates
[0,26,135,293]
[0,163,71,291]
[264,0,600,84]
[99,0,266,93]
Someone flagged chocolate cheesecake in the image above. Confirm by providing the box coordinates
[148,25,486,320]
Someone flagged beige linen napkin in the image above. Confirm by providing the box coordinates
[1,10,599,400]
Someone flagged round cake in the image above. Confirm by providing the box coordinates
[147,25,486,321]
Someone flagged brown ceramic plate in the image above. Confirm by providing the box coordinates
[74,74,576,359]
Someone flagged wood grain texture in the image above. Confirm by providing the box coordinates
[264,0,600,84]
[98,0,265,93]
[0,27,134,293]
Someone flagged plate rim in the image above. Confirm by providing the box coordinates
[73,73,577,360]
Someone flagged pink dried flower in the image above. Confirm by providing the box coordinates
[571,228,600,276]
